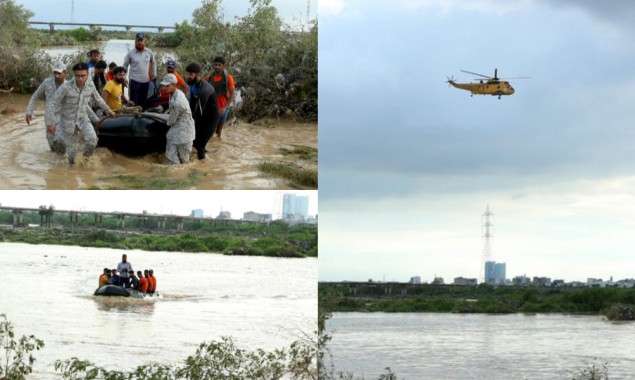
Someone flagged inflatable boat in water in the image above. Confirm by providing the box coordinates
[94,285,161,299]
[97,112,169,156]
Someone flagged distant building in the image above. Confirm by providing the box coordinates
[532,277,552,287]
[484,261,506,284]
[409,276,421,284]
[552,279,565,288]
[282,193,309,221]
[191,209,204,218]
[431,277,444,285]
[453,277,478,286]
[216,210,231,220]
[243,211,272,222]
[512,275,531,286]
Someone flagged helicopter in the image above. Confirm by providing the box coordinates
[447,69,529,99]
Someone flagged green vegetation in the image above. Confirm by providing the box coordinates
[258,162,318,189]
[2,314,315,379]
[320,283,635,315]
[54,336,316,379]
[0,0,52,92]
[280,145,318,161]
[96,169,200,190]
[568,359,609,380]
[0,313,45,380]
[0,219,317,258]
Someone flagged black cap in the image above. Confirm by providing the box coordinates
[72,62,89,71]
[136,33,144,40]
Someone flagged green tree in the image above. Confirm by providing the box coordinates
[0,0,50,91]
[0,314,44,380]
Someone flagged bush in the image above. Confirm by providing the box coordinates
[0,314,45,380]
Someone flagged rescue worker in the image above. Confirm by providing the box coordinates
[98,268,111,287]
[148,269,156,294]
[138,270,148,293]
[117,254,133,288]
[45,62,115,165]
[186,63,219,159]
[128,270,139,290]
[123,33,156,110]
[110,269,120,286]
[25,61,68,154]
[160,73,195,164]
[206,56,235,138]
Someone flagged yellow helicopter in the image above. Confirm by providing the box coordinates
[447,69,529,99]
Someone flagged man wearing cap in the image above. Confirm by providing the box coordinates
[186,63,219,160]
[160,73,195,164]
[123,33,156,110]
[26,62,68,154]
[160,60,188,101]
[46,62,115,165]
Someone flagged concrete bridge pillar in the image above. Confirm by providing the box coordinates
[89,24,96,31]
[94,213,103,228]
[176,217,184,232]
[158,27,164,34]
[117,214,126,229]
[12,209,23,227]
[49,23,55,34]
[137,216,147,228]
[158,217,166,230]
[125,26,131,37]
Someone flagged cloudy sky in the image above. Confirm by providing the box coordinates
[0,190,317,219]
[15,0,316,29]
[319,0,635,283]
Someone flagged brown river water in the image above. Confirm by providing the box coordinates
[0,40,317,189]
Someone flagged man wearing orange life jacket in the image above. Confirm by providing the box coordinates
[205,56,235,139]
[137,270,148,293]
[147,269,157,294]
[98,268,111,287]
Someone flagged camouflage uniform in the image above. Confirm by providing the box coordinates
[165,89,195,164]
[26,77,66,153]
[46,78,111,164]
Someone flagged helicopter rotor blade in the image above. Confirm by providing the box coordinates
[500,76,531,80]
[460,70,492,79]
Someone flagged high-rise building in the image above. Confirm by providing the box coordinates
[282,193,309,221]
[484,261,506,284]
[191,209,204,218]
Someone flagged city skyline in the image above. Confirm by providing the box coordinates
[319,1,635,283]
[0,190,317,221]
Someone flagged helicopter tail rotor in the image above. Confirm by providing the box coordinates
[446,76,456,86]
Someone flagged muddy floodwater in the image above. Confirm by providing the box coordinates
[0,94,316,189]
[0,40,316,189]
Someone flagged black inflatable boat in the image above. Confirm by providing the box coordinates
[94,285,131,297]
[97,112,169,156]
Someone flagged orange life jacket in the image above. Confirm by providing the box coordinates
[139,277,148,292]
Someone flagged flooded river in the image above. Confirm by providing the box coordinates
[0,40,317,189]
[0,242,316,378]
[326,312,635,379]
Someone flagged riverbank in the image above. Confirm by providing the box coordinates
[320,283,635,314]
[0,223,317,258]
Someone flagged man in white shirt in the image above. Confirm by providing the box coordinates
[117,254,133,288]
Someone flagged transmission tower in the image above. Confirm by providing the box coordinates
[481,204,494,283]
[71,0,75,23]
[306,0,311,30]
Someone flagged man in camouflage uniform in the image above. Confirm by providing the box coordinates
[160,73,195,164]
[46,62,115,165]
[25,62,68,154]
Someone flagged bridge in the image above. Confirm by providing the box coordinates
[0,205,259,232]
[29,21,175,35]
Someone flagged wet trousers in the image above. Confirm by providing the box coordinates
[166,140,193,164]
